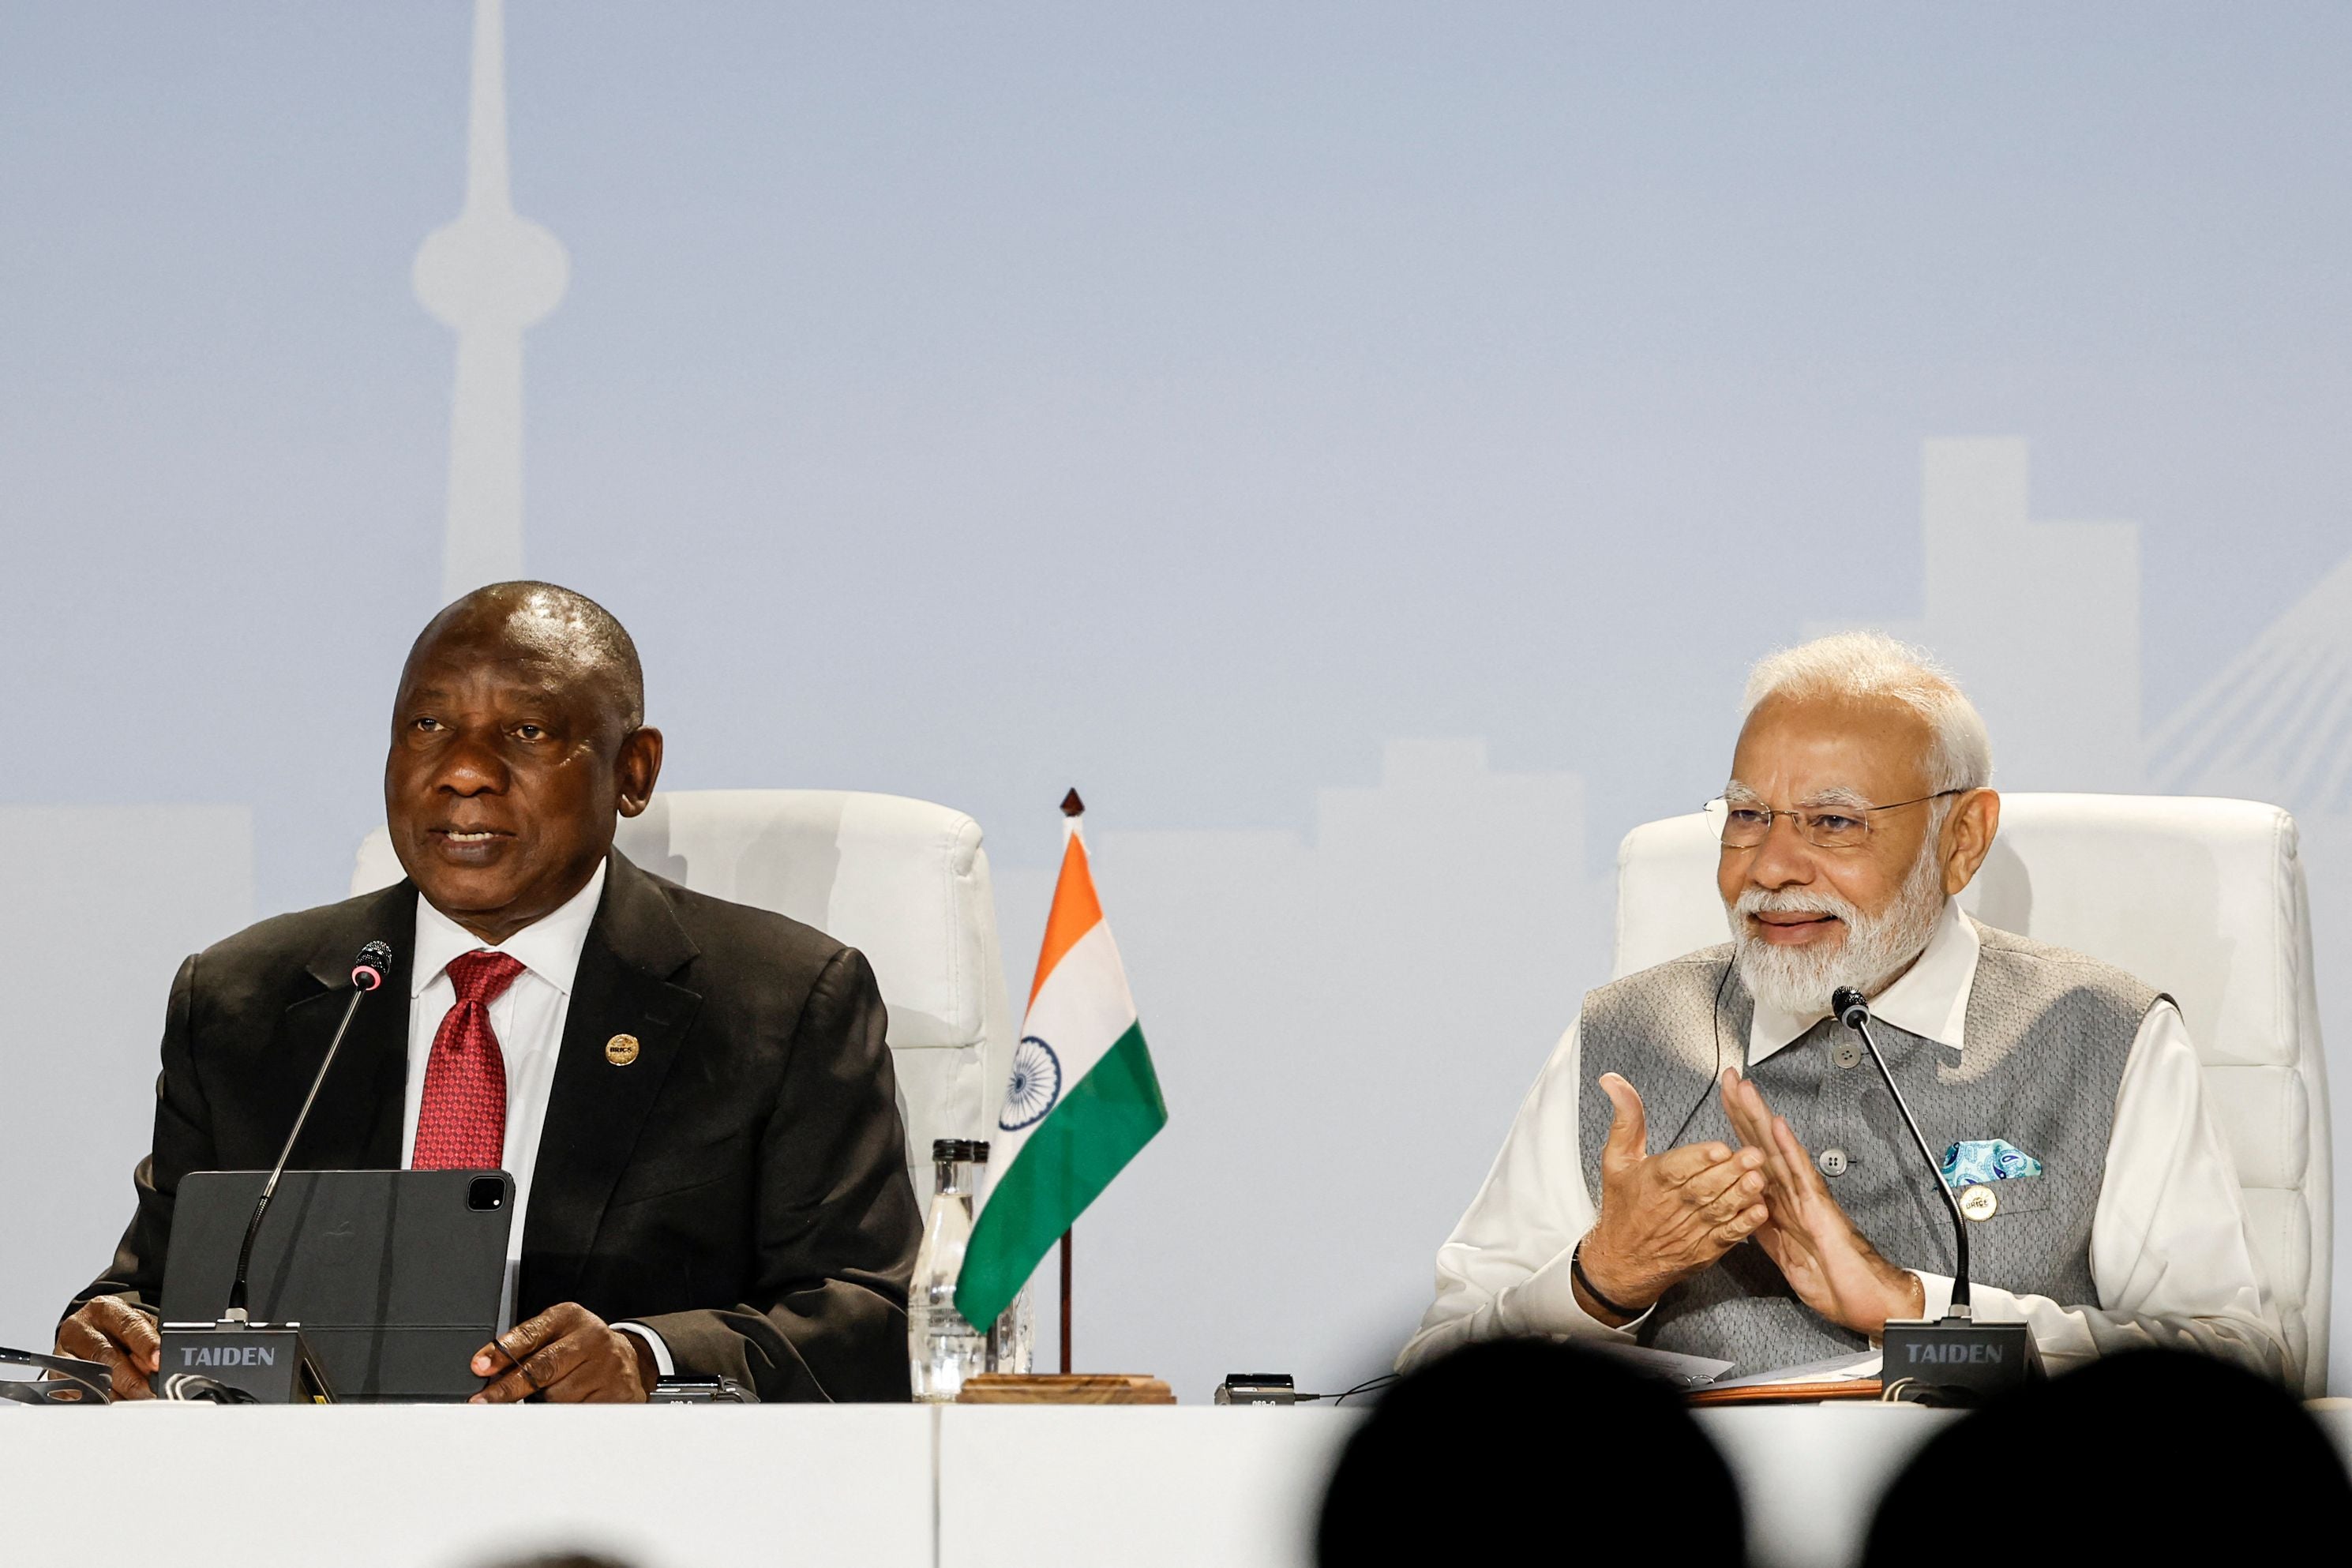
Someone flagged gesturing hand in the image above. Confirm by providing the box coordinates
[53,1295,161,1401]
[1575,1072,1770,1324]
[470,1302,655,1404]
[1719,1067,1925,1337]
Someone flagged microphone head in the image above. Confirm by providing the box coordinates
[351,940,394,992]
[1831,986,1869,1029]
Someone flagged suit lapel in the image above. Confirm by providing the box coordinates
[275,881,418,1169]
[523,851,703,1309]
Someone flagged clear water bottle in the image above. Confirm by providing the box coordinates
[909,1138,989,1402]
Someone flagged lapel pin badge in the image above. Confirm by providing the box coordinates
[606,1033,641,1067]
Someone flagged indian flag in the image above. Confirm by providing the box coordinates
[956,795,1167,1331]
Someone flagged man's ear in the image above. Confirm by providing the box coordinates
[615,726,664,819]
[1940,788,1999,896]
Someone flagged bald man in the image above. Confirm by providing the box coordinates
[59,583,922,1402]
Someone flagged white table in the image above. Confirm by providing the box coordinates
[934,1403,1960,1568]
[4,1400,2346,1567]
[938,1405,1355,1568]
[0,1403,932,1568]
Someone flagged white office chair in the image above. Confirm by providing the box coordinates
[1612,793,2332,1395]
[352,789,1017,1214]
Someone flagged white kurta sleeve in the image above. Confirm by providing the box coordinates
[1396,1018,1647,1373]
[1907,1000,2286,1380]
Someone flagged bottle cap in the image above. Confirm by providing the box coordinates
[932,1138,991,1164]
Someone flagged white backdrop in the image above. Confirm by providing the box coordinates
[2,3,2347,1396]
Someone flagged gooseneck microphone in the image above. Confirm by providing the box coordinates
[152,941,393,1401]
[224,940,394,1322]
[1830,985,1970,1315]
[1831,985,2042,1401]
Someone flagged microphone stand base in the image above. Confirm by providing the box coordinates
[1880,1315,2043,1405]
[157,1320,335,1404]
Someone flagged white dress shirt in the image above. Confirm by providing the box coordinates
[1398,899,2286,1379]
[407,859,673,1375]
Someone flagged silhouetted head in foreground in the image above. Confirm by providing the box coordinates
[1864,1349,2351,1562]
[1318,1337,1743,1566]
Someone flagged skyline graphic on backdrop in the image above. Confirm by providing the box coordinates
[4,7,2344,1399]
[2151,553,2352,819]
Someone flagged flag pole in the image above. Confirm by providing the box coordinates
[1059,1228,1073,1373]
[1056,786,1085,1375]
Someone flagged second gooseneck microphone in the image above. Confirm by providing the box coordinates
[225,940,395,1322]
[1830,985,1971,1316]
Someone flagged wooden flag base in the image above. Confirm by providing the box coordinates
[956,1373,1175,1405]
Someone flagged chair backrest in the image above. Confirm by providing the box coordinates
[352,789,1016,1214]
[1611,793,2332,1395]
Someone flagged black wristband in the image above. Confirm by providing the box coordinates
[1571,1240,1647,1321]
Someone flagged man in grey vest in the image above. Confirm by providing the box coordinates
[1401,632,2283,1380]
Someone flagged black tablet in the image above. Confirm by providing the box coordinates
[159,1168,512,1403]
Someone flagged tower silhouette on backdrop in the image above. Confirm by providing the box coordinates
[412,0,569,603]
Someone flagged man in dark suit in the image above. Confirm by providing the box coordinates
[57,582,922,1402]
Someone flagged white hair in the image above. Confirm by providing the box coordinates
[1741,631,1993,793]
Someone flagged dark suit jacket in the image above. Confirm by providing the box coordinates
[73,850,924,1402]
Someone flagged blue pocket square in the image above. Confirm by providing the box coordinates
[1940,1138,2043,1187]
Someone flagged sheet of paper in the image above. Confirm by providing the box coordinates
[1584,1341,1738,1386]
[1705,1350,1882,1391]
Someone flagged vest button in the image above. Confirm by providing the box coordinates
[1832,1040,1864,1070]
[1817,1146,1849,1177]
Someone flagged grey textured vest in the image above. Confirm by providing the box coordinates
[1577,920,2158,1372]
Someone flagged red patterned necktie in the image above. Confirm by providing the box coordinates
[411,950,527,1171]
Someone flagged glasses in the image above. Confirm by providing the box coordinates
[1705,790,1966,851]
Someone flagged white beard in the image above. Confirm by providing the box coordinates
[1728,839,1947,1019]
